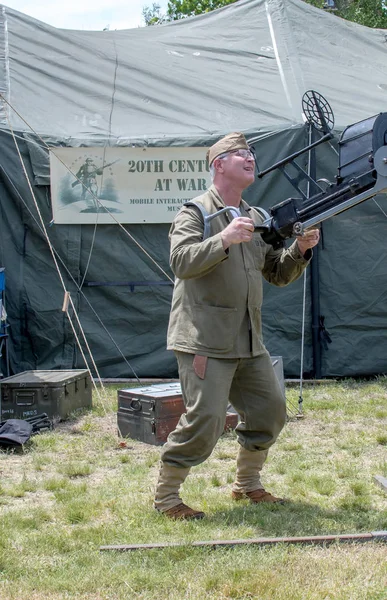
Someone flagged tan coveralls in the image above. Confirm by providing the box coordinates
[159,185,310,499]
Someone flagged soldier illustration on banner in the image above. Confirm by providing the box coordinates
[58,155,123,214]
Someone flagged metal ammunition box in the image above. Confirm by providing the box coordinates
[117,382,238,445]
[0,370,92,422]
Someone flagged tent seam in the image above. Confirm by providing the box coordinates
[265,0,305,124]
[0,6,10,125]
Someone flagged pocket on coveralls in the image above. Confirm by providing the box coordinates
[189,304,238,352]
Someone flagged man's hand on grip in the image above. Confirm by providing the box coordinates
[221,217,255,250]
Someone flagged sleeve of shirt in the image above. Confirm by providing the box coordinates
[262,240,312,286]
[169,206,229,279]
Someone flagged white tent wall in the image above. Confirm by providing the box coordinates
[0,0,387,378]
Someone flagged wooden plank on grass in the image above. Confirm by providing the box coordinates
[100,531,387,552]
[374,475,387,491]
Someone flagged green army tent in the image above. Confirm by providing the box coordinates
[0,0,386,378]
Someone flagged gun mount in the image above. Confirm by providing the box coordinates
[249,92,387,248]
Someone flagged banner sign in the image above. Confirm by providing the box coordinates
[49,147,211,224]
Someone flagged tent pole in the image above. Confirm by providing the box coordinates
[307,125,322,379]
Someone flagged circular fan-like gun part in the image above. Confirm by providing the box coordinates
[302,90,334,133]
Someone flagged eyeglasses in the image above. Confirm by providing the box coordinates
[227,149,254,159]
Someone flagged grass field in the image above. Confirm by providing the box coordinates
[0,378,386,599]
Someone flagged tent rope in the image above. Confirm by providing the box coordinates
[79,37,119,291]
[67,294,106,395]
[0,161,143,383]
[2,100,107,408]
[62,293,104,405]
[0,93,174,284]
[0,92,173,386]
[372,197,387,219]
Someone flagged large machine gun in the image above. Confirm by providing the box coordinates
[249,91,387,247]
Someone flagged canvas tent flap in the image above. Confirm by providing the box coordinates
[23,133,56,186]
[0,0,386,140]
[319,202,387,377]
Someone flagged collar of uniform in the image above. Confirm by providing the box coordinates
[208,184,227,210]
[209,185,251,216]
[240,198,252,216]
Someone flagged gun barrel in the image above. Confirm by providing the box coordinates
[256,133,333,179]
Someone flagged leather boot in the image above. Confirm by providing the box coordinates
[154,462,205,520]
[231,446,285,504]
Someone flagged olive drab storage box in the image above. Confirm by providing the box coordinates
[0,370,92,422]
[117,382,238,446]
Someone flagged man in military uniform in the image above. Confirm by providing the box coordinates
[154,133,320,520]
[75,158,102,207]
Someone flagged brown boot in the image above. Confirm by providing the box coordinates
[232,489,286,504]
[154,462,205,518]
[231,446,269,496]
[231,446,285,503]
[159,502,205,520]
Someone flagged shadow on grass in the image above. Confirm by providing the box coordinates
[206,499,387,537]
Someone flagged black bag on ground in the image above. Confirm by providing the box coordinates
[0,419,33,447]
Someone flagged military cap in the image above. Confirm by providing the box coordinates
[207,132,249,166]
